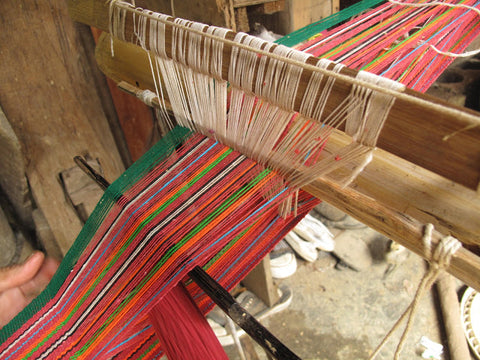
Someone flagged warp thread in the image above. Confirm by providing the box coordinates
[293,0,480,92]
[387,0,480,58]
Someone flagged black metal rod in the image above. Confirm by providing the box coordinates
[189,266,301,360]
[74,156,110,191]
[74,155,302,360]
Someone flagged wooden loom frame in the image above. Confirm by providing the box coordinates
[68,0,480,291]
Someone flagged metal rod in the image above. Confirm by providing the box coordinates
[190,266,301,360]
[74,156,110,191]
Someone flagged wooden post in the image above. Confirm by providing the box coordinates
[0,0,125,254]
[436,274,472,360]
[242,257,280,307]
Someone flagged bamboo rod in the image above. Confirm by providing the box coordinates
[115,78,480,291]
[69,0,480,190]
[302,179,480,292]
[97,34,480,248]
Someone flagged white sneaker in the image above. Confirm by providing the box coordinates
[270,240,297,279]
[293,214,335,252]
[284,231,318,262]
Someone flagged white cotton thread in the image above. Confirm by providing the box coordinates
[109,0,480,128]
[388,0,480,58]
[137,89,157,106]
[388,0,480,18]
[430,45,480,58]
[347,71,405,146]
[321,71,406,187]
[113,0,392,190]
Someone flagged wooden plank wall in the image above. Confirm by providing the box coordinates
[0,0,125,255]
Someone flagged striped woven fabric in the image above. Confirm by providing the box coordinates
[278,0,480,92]
[0,127,318,359]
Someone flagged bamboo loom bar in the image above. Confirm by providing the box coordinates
[97,36,480,246]
[116,77,480,292]
[67,0,480,290]
[68,0,480,191]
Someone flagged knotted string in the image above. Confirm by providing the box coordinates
[368,224,462,360]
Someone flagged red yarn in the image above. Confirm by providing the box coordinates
[149,283,229,360]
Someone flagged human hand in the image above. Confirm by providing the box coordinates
[0,251,59,328]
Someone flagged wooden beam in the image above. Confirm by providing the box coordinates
[255,1,286,15]
[97,35,480,247]
[67,1,480,190]
[104,55,480,292]
[233,0,281,7]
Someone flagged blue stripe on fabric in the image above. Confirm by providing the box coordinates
[8,141,219,360]
[96,187,288,356]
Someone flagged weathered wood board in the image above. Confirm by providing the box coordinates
[0,0,125,255]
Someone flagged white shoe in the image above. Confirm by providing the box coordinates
[270,240,297,279]
[293,214,335,252]
[284,231,318,262]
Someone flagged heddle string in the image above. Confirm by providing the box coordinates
[109,0,406,194]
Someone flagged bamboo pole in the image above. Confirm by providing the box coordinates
[68,0,480,190]
[97,35,480,247]
[303,177,480,292]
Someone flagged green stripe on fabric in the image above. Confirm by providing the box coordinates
[72,147,235,357]
[360,1,461,71]
[138,339,159,360]
[0,126,192,343]
[74,168,271,357]
[204,224,254,269]
[275,0,386,47]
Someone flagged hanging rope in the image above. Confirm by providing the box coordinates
[368,224,462,360]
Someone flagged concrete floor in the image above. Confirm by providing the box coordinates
[224,225,451,360]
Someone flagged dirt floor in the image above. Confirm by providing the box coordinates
[223,222,450,360]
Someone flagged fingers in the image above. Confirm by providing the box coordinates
[20,257,60,300]
[0,252,45,292]
[0,288,30,328]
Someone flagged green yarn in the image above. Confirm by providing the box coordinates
[0,126,193,342]
[275,0,386,48]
